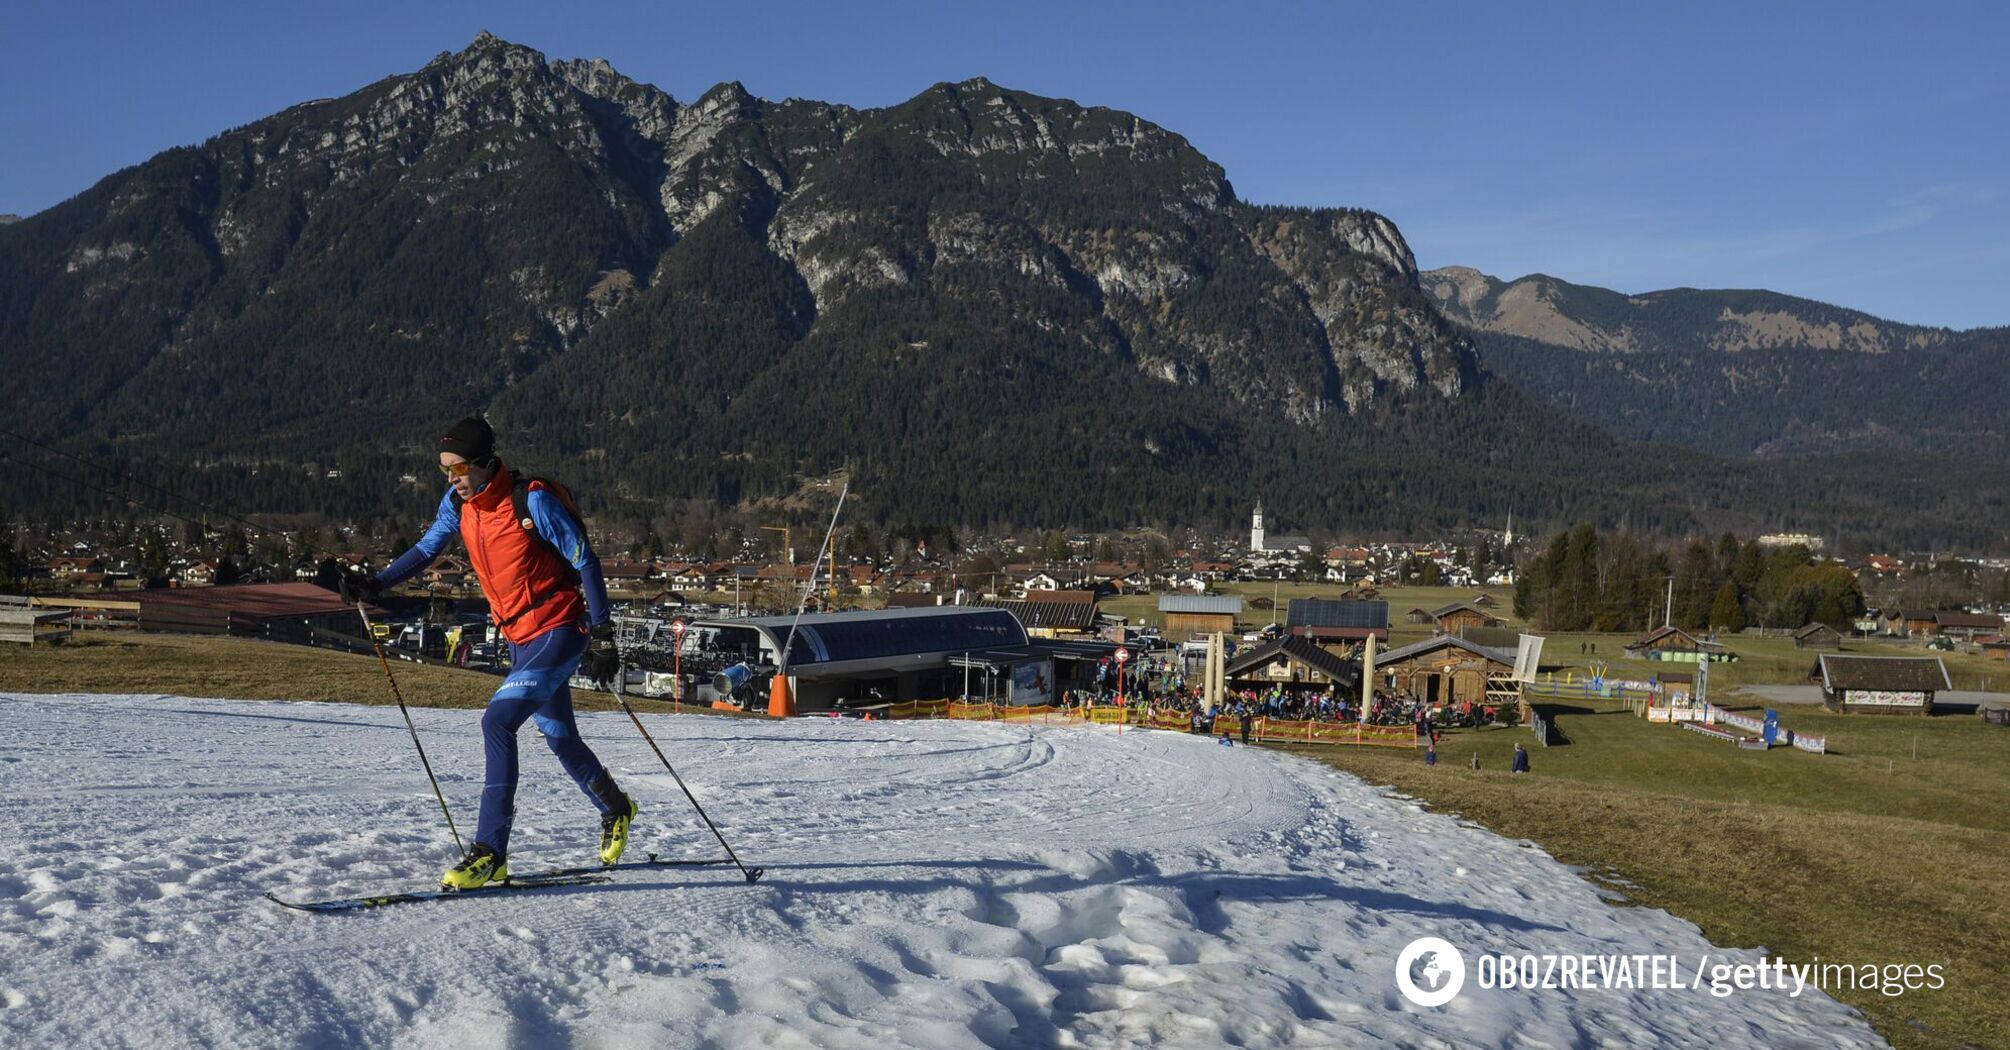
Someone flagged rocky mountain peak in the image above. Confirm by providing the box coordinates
[0,37,1497,532]
[426,31,551,79]
[691,80,758,119]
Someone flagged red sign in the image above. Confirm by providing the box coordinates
[1115,647,1130,664]
[670,619,688,637]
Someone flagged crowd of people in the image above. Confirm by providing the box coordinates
[1045,653,1512,729]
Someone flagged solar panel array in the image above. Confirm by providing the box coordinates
[1286,598,1388,629]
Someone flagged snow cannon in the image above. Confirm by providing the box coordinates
[714,662,754,698]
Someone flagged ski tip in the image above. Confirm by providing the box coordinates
[745,867,764,884]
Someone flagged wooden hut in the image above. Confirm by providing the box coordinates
[1223,636,1358,694]
[1429,602,1501,634]
[1811,654,1949,715]
[1792,623,1844,650]
[1158,594,1241,640]
[1933,611,2005,642]
[1624,625,1732,663]
[1375,635,1518,707]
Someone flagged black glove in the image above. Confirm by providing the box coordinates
[584,622,621,689]
[338,571,383,604]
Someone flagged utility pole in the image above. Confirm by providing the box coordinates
[1664,576,1675,629]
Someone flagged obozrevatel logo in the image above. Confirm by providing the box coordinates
[1396,937,1467,1007]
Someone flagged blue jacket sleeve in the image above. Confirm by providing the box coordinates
[379,489,461,589]
[526,488,609,626]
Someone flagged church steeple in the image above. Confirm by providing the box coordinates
[1251,500,1266,552]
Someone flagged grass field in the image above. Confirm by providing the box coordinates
[0,632,750,717]
[1280,699,2010,1049]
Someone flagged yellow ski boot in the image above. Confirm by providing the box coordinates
[441,845,508,891]
[599,795,638,867]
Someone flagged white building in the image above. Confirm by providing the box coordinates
[1756,532,1826,552]
[1249,502,1310,554]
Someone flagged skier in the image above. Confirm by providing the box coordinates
[341,417,634,890]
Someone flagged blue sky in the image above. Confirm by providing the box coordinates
[5,1,2004,328]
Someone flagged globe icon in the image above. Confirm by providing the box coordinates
[1415,952,1449,991]
[1396,936,1465,1007]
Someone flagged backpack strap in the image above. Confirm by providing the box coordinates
[513,478,583,582]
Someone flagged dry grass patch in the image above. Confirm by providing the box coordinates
[1275,703,2010,1050]
[0,632,753,717]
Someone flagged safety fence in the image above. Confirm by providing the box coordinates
[863,699,1418,748]
[1705,704,1827,754]
[1520,681,1657,707]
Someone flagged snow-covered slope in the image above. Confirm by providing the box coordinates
[0,693,1881,1048]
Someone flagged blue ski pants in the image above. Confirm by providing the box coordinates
[475,622,614,855]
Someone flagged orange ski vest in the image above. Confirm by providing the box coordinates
[459,465,584,644]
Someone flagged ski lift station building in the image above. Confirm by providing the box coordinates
[680,606,1118,711]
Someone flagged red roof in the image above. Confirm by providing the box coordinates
[138,582,361,616]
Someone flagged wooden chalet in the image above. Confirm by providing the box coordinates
[1190,561,1236,581]
[1223,635,1359,694]
[1979,635,2009,661]
[1429,601,1501,633]
[1898,610,1940,638]
[1811,654,1950,715]
[1403,607,1431,625]
[1932,611,2004,641]
[1792,622,1845,650]
[974,594,1101,638]
[600,559,657,588]
[1373,635,1519,707]
[1158,594,1242,640]
[1624,625,1732,662]
[47,556,104,579]
[1864,554,1906,575]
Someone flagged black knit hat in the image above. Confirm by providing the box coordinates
[438,417,496,464]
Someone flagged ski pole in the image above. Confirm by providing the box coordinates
[614,694,764,884]
[356,601,467,858]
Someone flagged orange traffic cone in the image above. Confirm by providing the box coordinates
[767,674,795,718]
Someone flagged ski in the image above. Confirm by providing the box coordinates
[514,851,735,881]
[263,853,737,913]
[264,874,609,914]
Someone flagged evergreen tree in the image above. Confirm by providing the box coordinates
[1709,581,1746,632]
[1561,523,1599,631]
